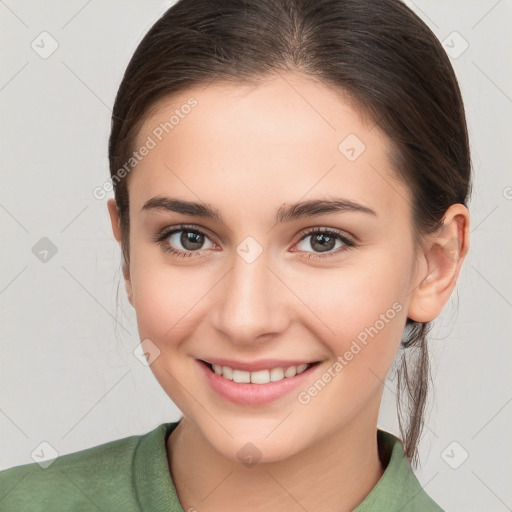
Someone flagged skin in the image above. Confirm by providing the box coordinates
[107,72,469,511]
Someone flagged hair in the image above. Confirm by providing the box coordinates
[108,0,471,466]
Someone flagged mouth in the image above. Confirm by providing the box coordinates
[199,359,320,384]
[197,357,321,405]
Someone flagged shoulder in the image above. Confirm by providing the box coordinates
[355,430,444,512]
[0,423,171,512]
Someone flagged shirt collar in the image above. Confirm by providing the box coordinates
[133,422,439,511]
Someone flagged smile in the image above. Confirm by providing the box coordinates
[197,359,321,405]
[205,361,311,384]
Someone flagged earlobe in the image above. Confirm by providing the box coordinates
[407,204,470,323]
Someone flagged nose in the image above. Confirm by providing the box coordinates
[210,246,290,347]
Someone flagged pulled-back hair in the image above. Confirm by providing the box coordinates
[108,0,471,465]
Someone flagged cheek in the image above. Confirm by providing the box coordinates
[128,262,213,407]
[297,250,413,383]
[304,255,411,338]
[130,265,208,342]
[128,225,218,341]
[293,271,408,420]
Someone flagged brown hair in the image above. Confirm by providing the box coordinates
[108,0,471,465]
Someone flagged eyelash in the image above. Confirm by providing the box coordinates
[153,224,355,260]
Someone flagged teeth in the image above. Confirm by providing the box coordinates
[222,366,233,380]
[210,362,311,384]
[232,369,251,383]
[270,367,284,382]
[250,369,270,384]
[284,366,297,378]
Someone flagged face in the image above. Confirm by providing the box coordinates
[110,73,424,463]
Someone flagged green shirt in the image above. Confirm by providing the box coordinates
[0,421,443,511]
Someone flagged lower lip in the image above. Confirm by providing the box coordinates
[197,360,320,405]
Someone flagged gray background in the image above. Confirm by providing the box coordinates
[1,1,511,510]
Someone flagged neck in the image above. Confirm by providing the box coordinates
[167,409,384,512]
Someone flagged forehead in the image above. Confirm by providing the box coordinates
[129,73,410,218]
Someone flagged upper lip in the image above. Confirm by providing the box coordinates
[200,357,319,372]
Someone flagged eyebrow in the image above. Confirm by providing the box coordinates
[141,196,377,222]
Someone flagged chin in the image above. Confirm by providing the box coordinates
[198,423,303,466]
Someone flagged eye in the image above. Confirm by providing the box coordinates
[293,228,355,259]
[154,225,355,260]
[154,225,216,258]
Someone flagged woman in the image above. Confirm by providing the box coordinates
[0,0,471,510]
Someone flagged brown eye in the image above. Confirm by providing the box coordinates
[308,232,337,253]
[177,231,205,251]
[294,228,355,259]
[155,225,215,257]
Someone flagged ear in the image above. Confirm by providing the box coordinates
[107,199,133,307]
[407,203,470,323]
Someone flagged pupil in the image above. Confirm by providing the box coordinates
[312,233,335,253]
[181,231,204,250]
